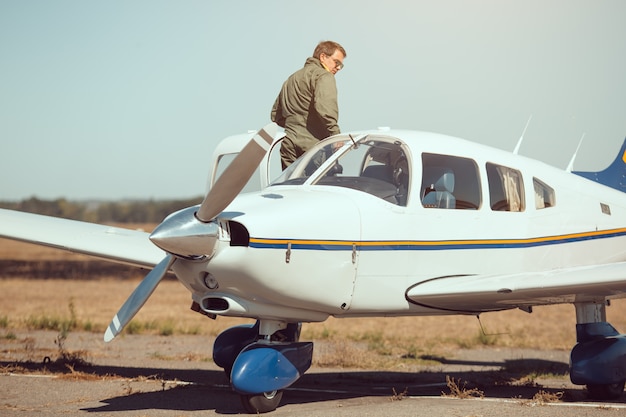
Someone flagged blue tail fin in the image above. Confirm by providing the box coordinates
[573,137,626,193]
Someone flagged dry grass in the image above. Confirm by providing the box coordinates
[5,275,619,353]
[443,376,484,399]
[3,236,626,370]
[519,390,564,406]
[0,276,248,337]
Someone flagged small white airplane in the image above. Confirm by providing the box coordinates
[2,122,626,413]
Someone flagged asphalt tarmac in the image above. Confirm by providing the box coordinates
[2,330,626,416]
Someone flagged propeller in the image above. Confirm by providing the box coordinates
[104,123,278,342]
[196,122,277,222]
[104,254,175,342]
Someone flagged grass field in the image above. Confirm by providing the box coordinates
[3,233,626,369]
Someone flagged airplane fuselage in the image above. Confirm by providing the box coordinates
[170,130,626,323]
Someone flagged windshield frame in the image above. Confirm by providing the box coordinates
[271,135,363,186]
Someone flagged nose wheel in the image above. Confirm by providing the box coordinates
[241,391,283,414]
[586,381,626,400]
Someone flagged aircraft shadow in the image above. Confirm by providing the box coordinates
[3,354,624,414]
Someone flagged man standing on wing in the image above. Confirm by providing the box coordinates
[271,40,346,170]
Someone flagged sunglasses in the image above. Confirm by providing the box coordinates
[323,53,344,71]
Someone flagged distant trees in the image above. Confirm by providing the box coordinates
[0,197,203,223]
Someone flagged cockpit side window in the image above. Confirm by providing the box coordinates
[421,153,481,209]
[214,153,263,193]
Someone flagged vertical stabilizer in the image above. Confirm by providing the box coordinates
[573,137,626,193]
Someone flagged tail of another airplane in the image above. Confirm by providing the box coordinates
[573,137,626,193]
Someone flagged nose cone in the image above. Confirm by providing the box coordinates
[150,206,219,260]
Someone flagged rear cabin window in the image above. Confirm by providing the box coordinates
[486,163,525,212]
[421,153,481,209]
[533,177,555,209]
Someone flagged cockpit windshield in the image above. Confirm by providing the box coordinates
[271,135,410,206]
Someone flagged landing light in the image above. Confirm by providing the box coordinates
[203,272,219,290]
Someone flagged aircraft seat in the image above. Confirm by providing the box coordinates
[422,171,456,209]
[362,164,394,183]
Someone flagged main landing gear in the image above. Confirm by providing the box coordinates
[570,302,626,400]
[213,319,312,413]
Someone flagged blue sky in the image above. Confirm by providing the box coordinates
[1,0,625,200]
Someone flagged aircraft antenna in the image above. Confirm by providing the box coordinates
[566,133,586,172]
[513,115,533,155]
[349,134,357,147]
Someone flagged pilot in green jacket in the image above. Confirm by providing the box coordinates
[271,41,346,169]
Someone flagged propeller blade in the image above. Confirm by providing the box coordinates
[104,254,175,342]
[196,122,277,222]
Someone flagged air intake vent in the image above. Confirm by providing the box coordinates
[229,221,250,246]
[203,297,229,311]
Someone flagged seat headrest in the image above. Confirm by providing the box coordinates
[434,171,455,192]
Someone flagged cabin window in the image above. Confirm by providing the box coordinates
[421,153,481,209]
[533,177,555,209]
[486,163,525,212]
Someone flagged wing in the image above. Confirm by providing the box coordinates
[406,263,626,313]
[0,208,164,268]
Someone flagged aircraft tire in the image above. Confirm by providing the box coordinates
[240,390,283,413]
[586,381,625,400]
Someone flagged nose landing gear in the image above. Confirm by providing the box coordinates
[213,320,312,413]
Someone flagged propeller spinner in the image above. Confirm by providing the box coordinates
[103,122,278,342]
